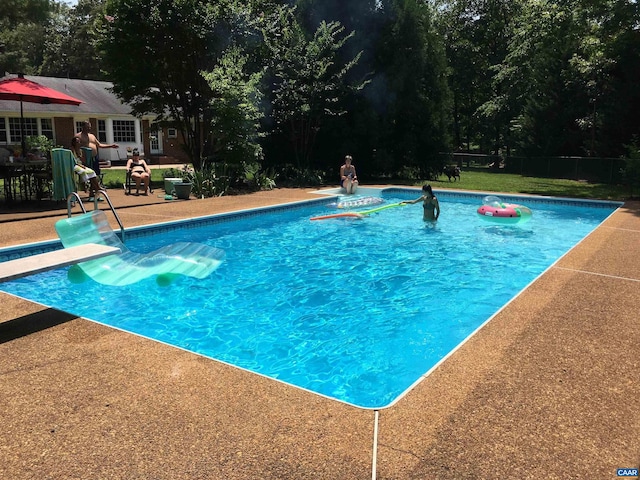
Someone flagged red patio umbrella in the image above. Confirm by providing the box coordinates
[0,74,83,155]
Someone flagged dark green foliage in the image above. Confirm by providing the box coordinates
[621,138,640,198]
[261,6,364,170]
[98,0,255,169]
[3,0,640,183]
[373,0,451,178]
[0,0,52,74]
[39,0,108,80]
[202,46,264,168]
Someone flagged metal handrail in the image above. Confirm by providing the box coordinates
[97,189,126,243]
[66,192,86,216]
[65,189,126,243]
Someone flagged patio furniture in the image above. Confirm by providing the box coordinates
[0,158,48,202]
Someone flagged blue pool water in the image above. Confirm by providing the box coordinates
[0,189,620,408]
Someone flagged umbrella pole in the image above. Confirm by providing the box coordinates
[20,98,26,157]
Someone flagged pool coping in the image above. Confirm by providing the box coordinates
[1,187,638,479]
[0,188,622,261]
[0,188,626,409]
[0,189,626,411]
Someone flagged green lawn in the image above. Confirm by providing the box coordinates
[101,169,168,189]
[100,167,629,201]
[418,170,628,201]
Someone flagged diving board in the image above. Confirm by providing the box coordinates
[0,244,121,283]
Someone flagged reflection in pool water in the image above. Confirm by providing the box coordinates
[0,190,620,408]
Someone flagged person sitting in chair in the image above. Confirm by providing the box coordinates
[126,148,151,195]
[70,137,102,201]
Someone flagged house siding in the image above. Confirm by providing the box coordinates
[0,75,188,164]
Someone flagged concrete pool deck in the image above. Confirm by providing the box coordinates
[1,187,639,479]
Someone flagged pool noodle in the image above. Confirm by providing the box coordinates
[311,202,405,221]
[54,210,225,286]
[358,202,405,215]
[310,212,364,221]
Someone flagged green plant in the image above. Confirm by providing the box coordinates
[242,162,276,191]
[620,138,640,198]
[273,164,324,187]
[162,165,192,182]
[186,163,231,198]
[26,135,56,156]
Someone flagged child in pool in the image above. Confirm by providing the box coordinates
[401,184,440,221]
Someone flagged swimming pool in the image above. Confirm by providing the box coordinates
[0,188,621,408]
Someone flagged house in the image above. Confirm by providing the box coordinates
[0,74,187,166]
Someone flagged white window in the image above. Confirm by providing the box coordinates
[9,117,38,142]
[113,120,136,142]
[97,119,107,143]
[0,117,54,145]
[41,118,53,140]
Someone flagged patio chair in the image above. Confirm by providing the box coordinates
[124,168,154,196]
[31,160,53,200]
[124,151,153,196]
[0,163,22,202]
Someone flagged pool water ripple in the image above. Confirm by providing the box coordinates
[0,191,619,408]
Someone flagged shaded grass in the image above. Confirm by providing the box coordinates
[100,167,629,201]
[421,170,627,201]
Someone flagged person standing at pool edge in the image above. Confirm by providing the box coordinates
[75,120,119,176]
[401,184,440,221]
[340,155,358,194]
[70,136,102,201]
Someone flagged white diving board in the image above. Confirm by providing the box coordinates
[0,244,121,283]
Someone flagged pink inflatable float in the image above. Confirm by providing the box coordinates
[477,196,532,225]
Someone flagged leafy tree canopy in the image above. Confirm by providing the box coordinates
[0,0,52,74]
[261,6,365,169]
[98,0,260,168]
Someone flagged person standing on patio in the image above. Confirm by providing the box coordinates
[75,120,118,176]
[70,137,102,201]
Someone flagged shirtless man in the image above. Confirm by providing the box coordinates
[74,120,119,175]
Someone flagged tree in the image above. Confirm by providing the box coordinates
[262,7,364,170]
[98,0,258,169]
[202,45,264,166]
[375,0,451,178]
[439,0,488,152]
[567,0,640,157]
[495,0,578,156]
[498,0,640,158]
[0,0,51,74]
[39,0,108,79]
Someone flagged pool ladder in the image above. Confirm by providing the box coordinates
[66,189,126,243]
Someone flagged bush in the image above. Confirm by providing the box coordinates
[621,139,640,198]
[274,164,325,187]
[26,135,56,157]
